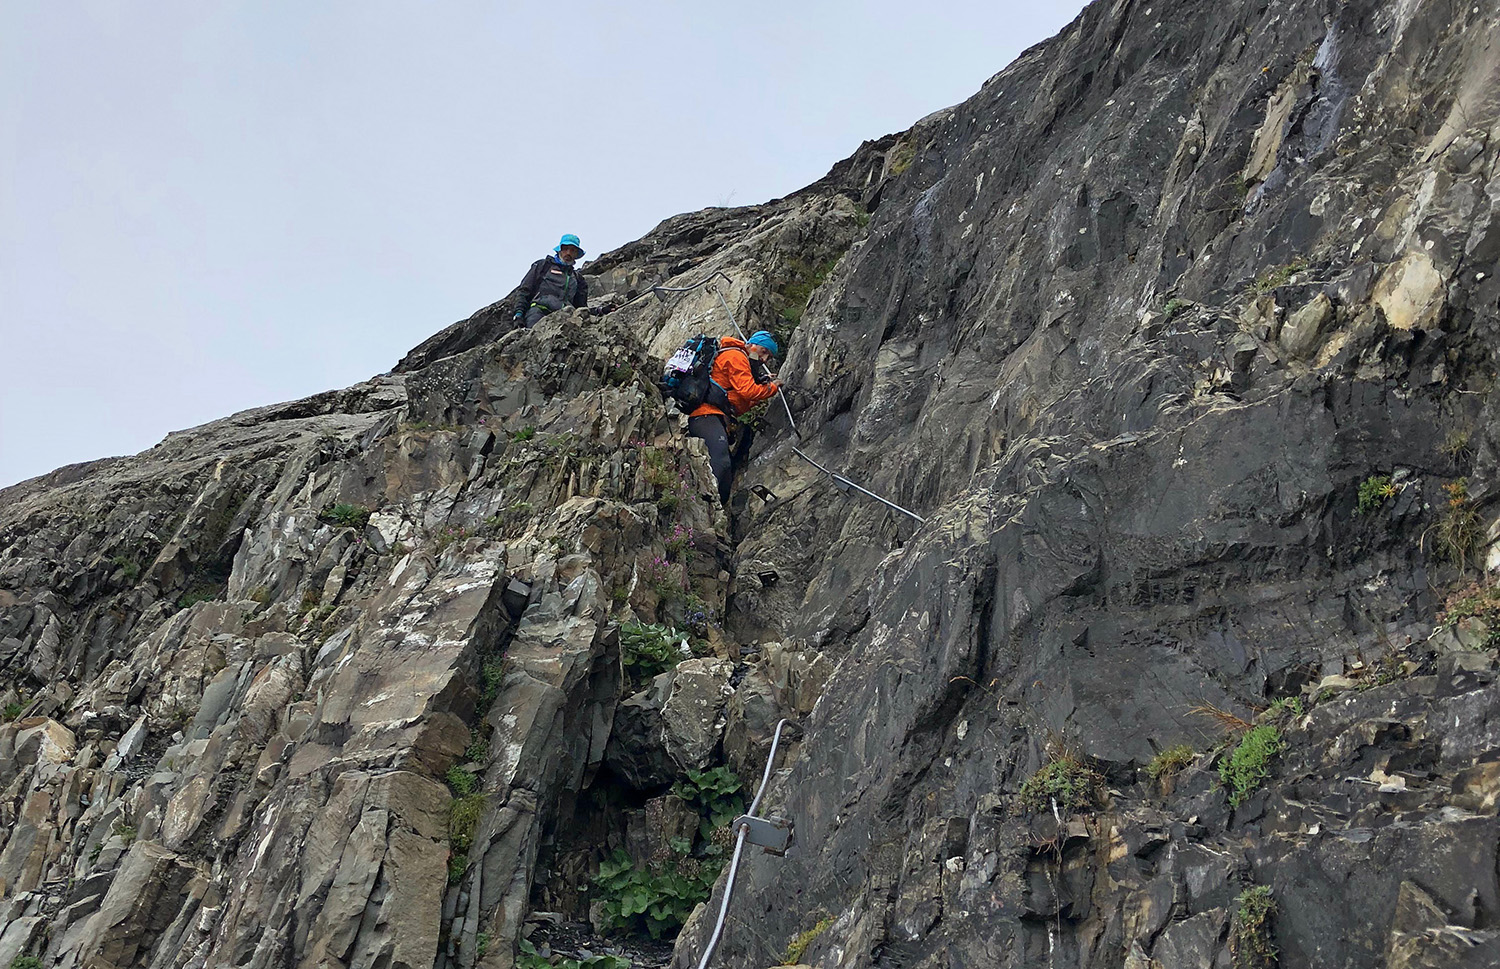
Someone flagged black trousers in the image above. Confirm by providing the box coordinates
[523,304,550,327]
[687,415,754,504]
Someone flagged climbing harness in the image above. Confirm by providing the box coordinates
[695,718,796,969]
[652,274,929,525]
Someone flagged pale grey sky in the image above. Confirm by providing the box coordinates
[1,1,1085,488]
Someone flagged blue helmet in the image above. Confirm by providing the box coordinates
[555,233,585,255]
[747,330,780,356]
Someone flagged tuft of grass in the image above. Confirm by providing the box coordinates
[10,957,45,969]
[1434,478,1481,572]
[1230,885,1278,969]
[1439,427,1473,461]
[1018,751,1103,814]
[298,589,322,614]
[177,583,223,610]
[449,791,486,852]
[1219,725,1284,806]
[248,586,272,606]
[510,425,536,442]
[783,916,835,965]
[434,525,471,553]
[1249,258,1309,295]
[448,851,469,884]
[1356,474,1397,515]
[2,701,25,723]
[1190,702,1254,734]
[112,821,138,845]
[464,733,490,764]
[1260,697,1303,722]
[1146,744,1195,782]
[479,657,507,708]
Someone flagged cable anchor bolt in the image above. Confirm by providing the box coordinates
[732,813,794,856]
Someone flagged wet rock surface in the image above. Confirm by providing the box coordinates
[7,0,1500,967]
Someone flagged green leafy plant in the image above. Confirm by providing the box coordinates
[593,846,720,940]
[448,852,469,884]
[619,621,688,681]
[298,589,322,614]
[445,765,479,797]
[517,939,631,969]
[1356,474,1396,515]
[783,916,835,965]
[1261,697,1303,721]
[1,701,24,723]
[672,766,745,838]
[465,733,490,764]
[475,932,491,959]
[1018,752,1103,814]
[110,554,141,582]
[772,253,842,330]
[511,425,537,442]
[112,821,137,845]
[1145,744,1195,782]
[1230,885,1278,968]
[10,956,44,969]
[1162,298,1191,321]
[1219,725,1285,806]
[319,503,372,530]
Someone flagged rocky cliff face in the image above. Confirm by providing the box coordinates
[5,0,1500,967]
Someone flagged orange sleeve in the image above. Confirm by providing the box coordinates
[720,352,779,414]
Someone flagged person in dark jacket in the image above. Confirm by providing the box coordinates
[513,234,590,326]
[688,330,782,504]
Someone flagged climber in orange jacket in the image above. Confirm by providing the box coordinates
[688,331,782,504]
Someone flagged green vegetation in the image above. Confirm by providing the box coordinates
[1219,725,1285,806]
[1162,298,1191,321]
[448,852,469,884]
[248,586,272,606]
[1018,752,1103,814]
[484,501,534,537]
[1437,580,1500,649]
[1440,427,1473,460]
[464,732,490,764]
[449,792,486,852]
[511,425,536,442]
[1249,258,1309,295]
[2,701,25,723]
[889,139,916,175]
[112,821,138,845]
[783,916,835,965]
[445,765,480,796]
[476,932,490,959]
[517,938,630,969]
[404,419,462,433]
[434,524,471,553]
[479,657,507,708]
[10,956,45,969]
[1435,478,1481,571]
[1356,474,1396,515]
[1230,885,1278,969]
[110,554,141,582]
[620,621,688,681]
[1261,697,1303,721]
[177,583,223,610]
[1145,744,1195,782]
[318,503,372,530]
[593,846,720,940]
[672,766,745,839]
[772,254,843,331]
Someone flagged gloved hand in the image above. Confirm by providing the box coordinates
[513,311,523,321]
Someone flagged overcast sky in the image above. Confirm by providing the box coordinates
[1,1,1085,488]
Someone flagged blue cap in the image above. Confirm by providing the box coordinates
[555,233,585,255]
[747,330,780,356]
